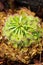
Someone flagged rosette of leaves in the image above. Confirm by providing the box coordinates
[2,13,43,48]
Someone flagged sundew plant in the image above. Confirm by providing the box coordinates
[2,13,43,48]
